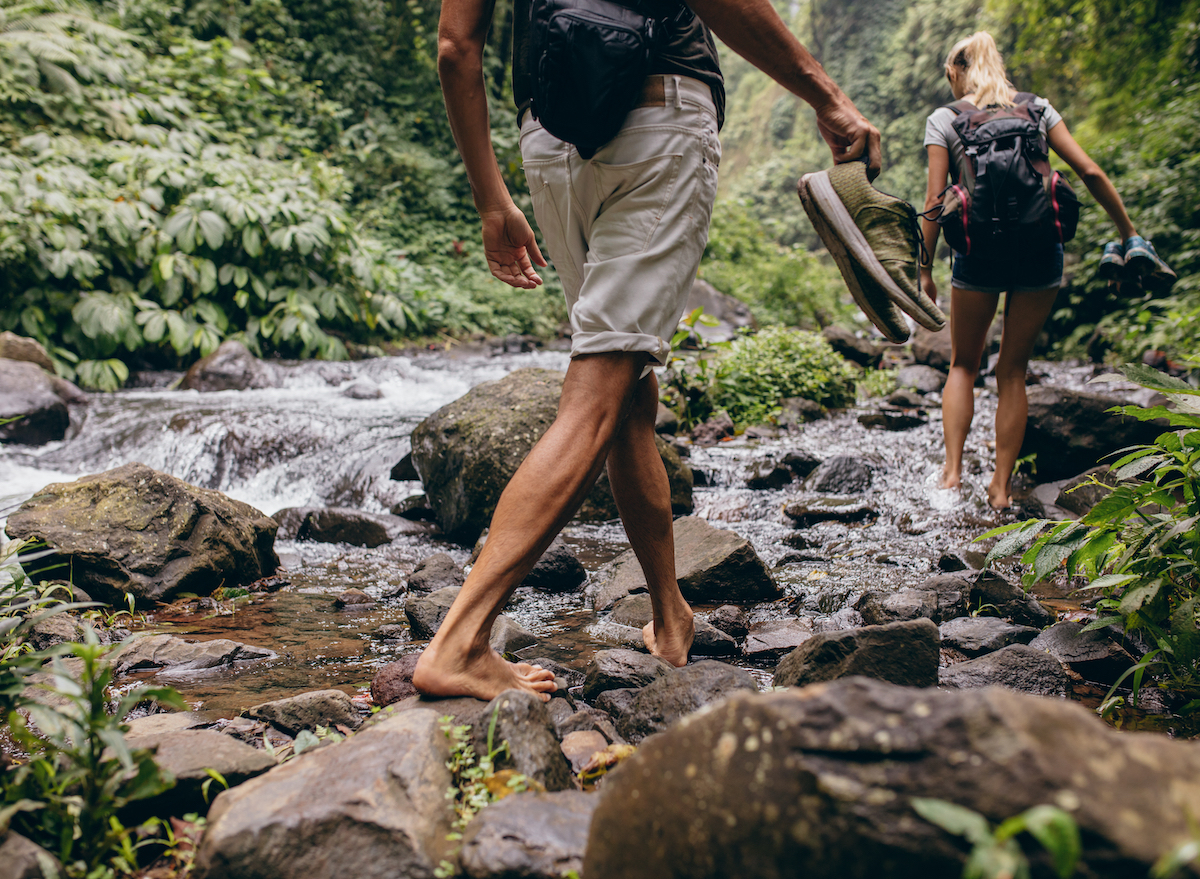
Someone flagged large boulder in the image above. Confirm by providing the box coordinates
[0,359,86,445]
[594,516,778,611]
[772,619,939,689]
[408,368,692,544]
[584,678,1200,879]
[460,790,596,879]
[180,340,276,392]
[193,708,455,879]
[616,661,758,744]
[1021,385,1167,481]
[5,463,279,606]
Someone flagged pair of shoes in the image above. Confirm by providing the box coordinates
[1124,235,1178,293]
[798,161,946,344]
[1099,241,1125,281]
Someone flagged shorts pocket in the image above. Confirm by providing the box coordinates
[589,152,682,258]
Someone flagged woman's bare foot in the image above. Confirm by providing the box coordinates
[940,463,961,490]
[987,476,1012,510]
[412,643,557,703]
[642,603,694,668]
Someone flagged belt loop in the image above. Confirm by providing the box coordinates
[672,75,683,109]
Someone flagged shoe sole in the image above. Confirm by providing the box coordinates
[1098,259,1124,282]
[798,173,909,343]
[803,170,945,333]
[1125,251,1155,278]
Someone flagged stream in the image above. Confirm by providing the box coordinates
[0,347,1130,721]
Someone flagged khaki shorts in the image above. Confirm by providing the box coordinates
[519,75,721,367]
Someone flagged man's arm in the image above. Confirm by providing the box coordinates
[685,0,882,178]
[439,0,546,288]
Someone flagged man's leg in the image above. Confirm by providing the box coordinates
[605,371,693,666]
[413,351,650,702]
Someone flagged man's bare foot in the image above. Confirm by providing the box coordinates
[642,604,694,668]
[412,644,556,702]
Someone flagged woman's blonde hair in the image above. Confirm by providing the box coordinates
[945,31,1016,108]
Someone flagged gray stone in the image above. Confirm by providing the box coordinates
[124,712,208,737]
[582,649,672,702]
[113,634,276,677]
[617,661,758,744]
[610,594,653,628]
[405,587,460,639]
[1029,620,1137,685]
[0,832,63,879]
[4,463,279,606]
[1056,466,1118,517]
[778,397,825,429]
[193,709,455,879]
[921,574,971,620]
[125,728,276,816]
[744,619,814,658]
[588,618,646,649]
[939,616,1041,656]
[407,553,465,593]
[939,644,1070,696]
[608,597,735,655]
[886,389,926,408]
[773,619,939,689]
[707,605,748,640]
[0,332,55,372]
[746,461,794,490]
[593,687,638,719]
[474,689,572,792]
[278,506,421,547]
[340,378,383,399]
[805,456,874,493]
[561,730,609,772]
[556,707,623,745]
[912,324,952,370]
[857,409,928,431]
[180,340,276,392]
[692,619,739,656]
[0,359,79,445]
[595,516,778,611]
[854,589,938,626]
[409,368,692,543]
[896,364,947,393]
[970,571,1054,627]
[244,689,361,735]
[783,498,878,527]
[371,654,421,707]
[655,402,679,435]
[523,536,587,591]
[822,326,883,368]
[391,494,436,521]
[683,278,756,343]
[691,412,735,445]
[390,453,419,481]
[461,790,597,879]
[584,678,1200,879]
[27,613,104,651]
[782,451,821,479]
[490,615,538,655]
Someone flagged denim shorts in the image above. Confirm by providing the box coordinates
[519,75,721,367]
[952,243,1064,294]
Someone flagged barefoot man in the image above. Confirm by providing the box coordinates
[412,0,882,701]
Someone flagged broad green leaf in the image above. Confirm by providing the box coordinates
[197,210,229,249]
[198,259,218,294]
[1118,580,1162,615]
[911,798,993,846]
[243,225,263,257]
[157,253,175,281]
[1019,805,1081,879]
[293,729,320,755]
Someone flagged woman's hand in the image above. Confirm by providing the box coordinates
[920,266,938,305]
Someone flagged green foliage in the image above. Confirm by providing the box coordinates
[857,367,897,401]
[912,798,1081,879]
[978,365,1200,709]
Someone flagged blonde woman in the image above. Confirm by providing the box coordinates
[921,31,1141,510]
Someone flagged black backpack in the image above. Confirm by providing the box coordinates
[935,92,1080,260]
[529,0,677,158]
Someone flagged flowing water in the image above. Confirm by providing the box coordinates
[0,349,1156,724]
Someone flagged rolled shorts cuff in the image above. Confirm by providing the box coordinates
[952,276,1064,295]
[571,330,671,366]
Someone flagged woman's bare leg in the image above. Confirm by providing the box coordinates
[941,286,999,489]
[988,286,1059,509]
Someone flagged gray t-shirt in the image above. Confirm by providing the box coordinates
[924,96,1063,190]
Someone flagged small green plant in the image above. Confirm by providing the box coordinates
[912,798,1081,879]
[660,306,732,431]
[977,364,1200,712]
[857,367,897,401]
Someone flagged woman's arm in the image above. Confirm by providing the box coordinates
[1047,121,1137,241]
[920,143,951,303]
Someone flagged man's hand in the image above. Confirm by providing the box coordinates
[814,95,882,180]
[481,205,547,289]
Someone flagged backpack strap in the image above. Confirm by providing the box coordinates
[943,98,976,116]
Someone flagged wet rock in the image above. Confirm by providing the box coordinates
[287,507,422,547]
[409,368,692,543]
[813,607,865,633]
[939,616,1040,656]
[334,589,374,608]
[561,730,609,772]
[806,456,874,493]
[938,644,1070,696]
[746,460,794,490]
[617,661,758,744]
[854,589,937,626]
[912,324,952,369]
[970,571,1054,627]
[389,453,419,481]
[0,832,63,879]
[822,326,883,368]
[180,340,276,392]
[390,494,437,521]
[340,378,383,400]
[857,409,928,431]
[0,359,80,445]
[886,388,926,408]
[405,553,465,594]
[778,397,825,429]
[125,712,209,736]
[113,634,276,677]
[474,690,572,792]
[692,619,739,657]
[490,615,538,655]
[373,624,408,641]
[461,790,596,879]
[593,687,638,719]
[684,279,757,343]
[244,690,361,735]
[937,550,976,572]
[125,729,276,817]
[371,654,421,707]
[743,618,814,659]
[1029,621,1137,685]
[691,412,735,446]
[557,708,623,745]
[896,364,947,393]
[404,586,460,639]
[610,594,653,628]
[193,709,455,879]
[5,463,278,606]
[582,649,672,702]
[1021,385,1167,481]
[0,331,55,372]
[773,619,939,689]
[27,613,104,651]
[523,536,587,591]
[707,605,748,640]
[588,618,645,649]
[585,678,1200,879]
[1056,466,1118,517]
[655,402,678,435]
[782,451,821,479]
[921,574,970,620]
[782,498,877,527]
[594,516,778,611]
[581,434,693,521]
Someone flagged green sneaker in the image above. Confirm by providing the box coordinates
[799,161,946,341]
